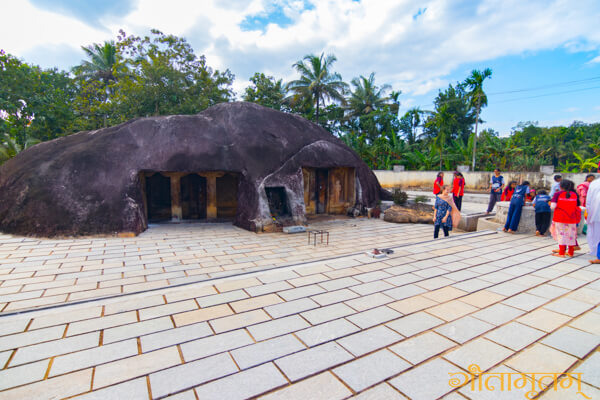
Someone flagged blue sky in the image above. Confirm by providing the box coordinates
[2,0,600,136]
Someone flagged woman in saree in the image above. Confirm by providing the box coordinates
[433,185,461,238]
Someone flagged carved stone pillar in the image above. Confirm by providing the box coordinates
[170,174,182,221]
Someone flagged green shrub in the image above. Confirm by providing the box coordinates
[393,188,408,205]
[414,195,429,204]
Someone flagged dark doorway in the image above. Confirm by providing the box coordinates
[217,173,238,219]
[181,174,207,219]
[315,169,328,214]
[266,187,290,217]
[146,173,172,221]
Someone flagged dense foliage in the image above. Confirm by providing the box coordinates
[1,30,599,171]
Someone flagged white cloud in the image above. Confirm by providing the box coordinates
[3,0,600,102]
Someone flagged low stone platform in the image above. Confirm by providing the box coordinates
[0,222,598,399]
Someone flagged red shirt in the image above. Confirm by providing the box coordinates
[433,177,443,195]
[452,177,464,197]
[552,191,581,224]
[501,188,514,201]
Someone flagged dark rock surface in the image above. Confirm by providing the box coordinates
[0,102,382,237]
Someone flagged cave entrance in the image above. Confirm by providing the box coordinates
[302,167,356,215]
[146,173,172,221]
[181,174,207,220]
[216,173,238,219]
[266,187,290,217]
[315,169,329,214]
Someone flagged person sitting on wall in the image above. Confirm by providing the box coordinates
[486,168,505,214]
[433,172,444,195]
[452,171,465,211]
[550,174,562,198]
[503,180,530,233]
[501,181,517,201]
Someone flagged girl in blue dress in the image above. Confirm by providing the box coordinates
[433,185,460,238]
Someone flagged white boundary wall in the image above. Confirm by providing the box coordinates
[373,170,593,191]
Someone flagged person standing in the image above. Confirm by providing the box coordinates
[549,174,562,198]
[533,189,551,236]
[452,172,465,211]
[550,179,581,257]
[486,168,505,214]
[433,172,444,195]
[586,178,600,263]
[576,174,595,207]
[503,180,530,233]
[501,181,516,201]
[433,185,461,238]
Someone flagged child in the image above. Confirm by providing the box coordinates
[550,179,581,257]
[501,181,516,201]
[452,172,465,211]
[533,189,551,236]
[576,174,595,207]
[503,180,530,233]
[486,168,505,214]
[433,185,460,238]
[526,188,536,203]
[433,172,444,195]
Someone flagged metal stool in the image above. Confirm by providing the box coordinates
[307,229,329,246]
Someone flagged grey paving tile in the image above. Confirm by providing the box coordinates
[471,303,525,325]
[311,289,359,306]
[484,322,546,351]
[300,303,355,325]
[334,349,410,392]
[444,338,513,371]
[247,315,310,341]
[74,377,148,400]
[543,297,594,317]
[337,325,403,357]
[193,362,286,400]
[573,352,600,388]
[389,358,461,400]
[231,334,305,369]
[10,331,99,366]
[390,331,455,365]
[385,312,444,337]
[260,371,351,400]
[275,342,354,382]
[0,325,65,352]
[352,383,408,399]
[434,315,495,344]
[346,306,401,329]
[541,326,600,358]
[296,318,360,347]
[345,292,394,312]
[149,353,238,398]
[141,322,213,352]
[103,316,173,344]
[181,329,253,361]
[383,284,426,300]
[0,359,48,390]
[264,297,319,319]
[500,292,548,311]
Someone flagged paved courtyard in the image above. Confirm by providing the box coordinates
[0,219,598,399]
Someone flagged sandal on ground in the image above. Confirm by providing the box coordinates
[552,249,560,253]
[589,259,600,264]
[552,253,566,258]
[573,246,581,251]
[535,231,541,236]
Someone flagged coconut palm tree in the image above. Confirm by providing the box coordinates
[287,53,348,124]
[74,41,118,85]
[346,72,391,118]
[464,68,492,170]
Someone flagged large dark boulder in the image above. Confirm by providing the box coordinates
[0,102,382,237]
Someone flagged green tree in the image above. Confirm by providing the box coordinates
[242,73,287,111]
[287,53,348,124]
[346,72,392,118]
[429,104,457,170]
[399,107,424,145]
[463,68,492,170]
[74,41,119,85]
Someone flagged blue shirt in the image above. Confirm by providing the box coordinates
[510,185,529,206]
[490,175,504,193]
[533,194,551,213]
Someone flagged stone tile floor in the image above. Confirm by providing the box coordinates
[0,219,598,399]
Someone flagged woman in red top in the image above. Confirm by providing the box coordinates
[501,181,516,201]
[451,172,465,211]
[433,172,444,195]
[550,179,581,257]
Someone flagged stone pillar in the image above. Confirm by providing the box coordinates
[170,174,182,221]
[206,175,218,219]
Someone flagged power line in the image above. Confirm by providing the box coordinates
[492,84,600,104]
[488,75,600,95]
